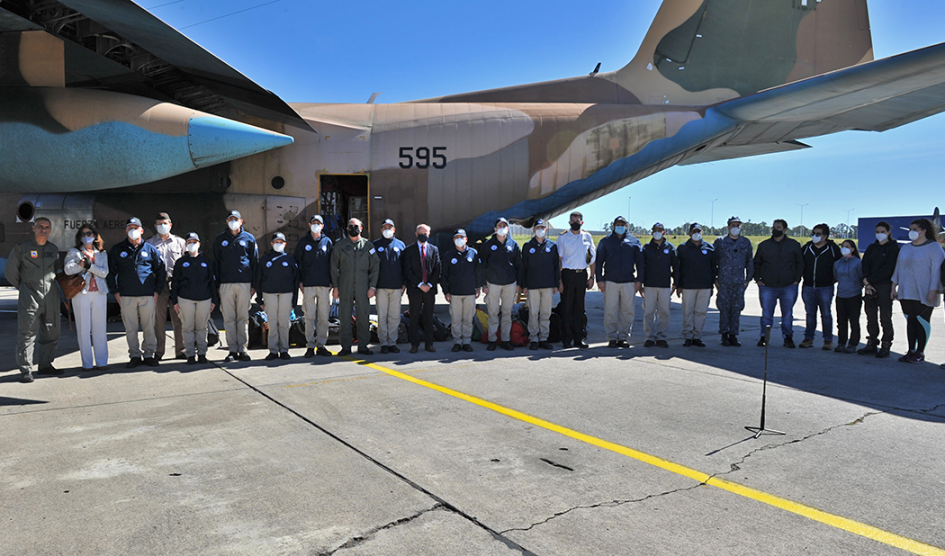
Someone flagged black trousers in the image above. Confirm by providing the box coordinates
[864,283,894,345]
[835,295,862,346]
[560,269,588,342]
[900,299,934,354]
[407,287,435,347]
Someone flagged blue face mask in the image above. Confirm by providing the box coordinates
[614,226,627,235]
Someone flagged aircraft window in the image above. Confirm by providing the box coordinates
[271,176,286,190]
[17,202,34,222]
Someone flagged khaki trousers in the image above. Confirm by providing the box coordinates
[375,288,402,346]
[603,282,636,341]
[154,279,183,358]
[220,283,252,354]
[302,286,332,348]
[264,292,293,353]
[643,287,672,342]
[178,298,212,357]
[120,295,156,359]
[486,282,517,342]
[681,288,711,340]
[449,295,476,344]
[526,288,553,342]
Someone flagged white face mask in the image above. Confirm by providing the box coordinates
[127,228,141,241]
[841,247,852,256]
[652,231,663,241]
[909,230,921,241]
[382,229,394,240]
[812,234,823,244]
[692,232,702,242]
[535,229,546,239]
[875,233,888,242]
[82,235,95,246]
[272,242,285,253]
[156,223,171,236]
[454,238,466,248]
[311,224,322,235]
[496,227,508,237]
[227,220,241,231]
[729,227,740,237]
[186,243,199,254]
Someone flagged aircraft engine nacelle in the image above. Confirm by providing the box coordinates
[0,88,294,193]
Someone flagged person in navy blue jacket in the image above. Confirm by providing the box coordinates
[521,219,560,350]
[213,210,258,362]
[480,218,523,351]
[256,232,299,361]
[108,217,166,368]
[295,215,333,358]
[596,216,644,348]
[170,233,218,364]
[441,229,483,352]
[641,222,678,348]
[675,223,718,347]
[372,218,406,354]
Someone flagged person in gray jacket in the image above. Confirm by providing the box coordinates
[713,216,753,347]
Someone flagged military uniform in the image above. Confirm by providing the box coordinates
[713,234,754,338]
[330,236,380,350]
[5,238,60,376]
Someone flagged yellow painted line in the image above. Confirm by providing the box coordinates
[333,353,945,555]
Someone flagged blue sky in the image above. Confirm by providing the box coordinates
[148,0,945,232]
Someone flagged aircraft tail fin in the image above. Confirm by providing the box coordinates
[618,0,874,106]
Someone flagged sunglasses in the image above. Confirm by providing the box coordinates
[82,231,95,237]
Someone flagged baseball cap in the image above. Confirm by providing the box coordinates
[227,210,242,220]
[727,216,742,225]
[271,232,286,242]
[454,229,467,238]
[186,232,200,242]
[155,212,171,222]
[652,222,665,230]
[382,218,395,227]
[126,217,142,227]
[613,216,628,225]
[689,222,703,233]
[533,219,547,228]
[495,217,510,228]
[310,214,323,224]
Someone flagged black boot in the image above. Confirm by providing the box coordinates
[721,334,731,347]
[876,342,891,358]
[857,341,878,355]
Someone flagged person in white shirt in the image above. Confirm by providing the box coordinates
[146,212,186,361]
[64,224,109,370]
[556,211,596,348]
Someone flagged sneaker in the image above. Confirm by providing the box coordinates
[721,334,731,347]
[357,348,374,356]
[19,372,34,383]
[898,351,915,362]
[529,342,539,350]
[729,336,741,347]
[304,348,315,358]
[388,346,401,354]
[223,353,237,363]
[126,357,142,369]
[539,341,554,350]
[656,340,669,348]
[757,338,767,347]
[644,340,656,348]
[452,344,463,352]
[36,365,63,375]
[876,344,891,359]
[380,346,390,354]
[338,348,352,356]
[617,340,630,348]
[487,342,497,351]
[783,337,796,348]
[463,344,474,352]
[265,353,278,361]
[857,343,878,355]
[197,355,208,363]
[316,347,332,357]
[501,342,514,351]
[799,338,815,348]
[237,353,251,362]
[280,352,291,360]
[692,339,705,347]
[683,339,693,347]
[608,340,619,348]
[822,341,834,351]
[910,352,925,363]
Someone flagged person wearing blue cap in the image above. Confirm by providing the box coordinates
[170,233,218,364]
[373,218,406,354]
[295,214,333,357]
[481,217,523,350]
[642,222,677,348]
[675,223,717,347]
[213,210,258,362]
[257,232,299,360]
[596,216,644,348]
[108,217,166,367]
[713,216,753,347]
[521,219,559,350]
[441,228,482,352]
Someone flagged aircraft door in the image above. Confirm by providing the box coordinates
[318,174,369,241]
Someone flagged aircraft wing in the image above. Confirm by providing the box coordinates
[0,0,311,131]
[713,41,945,147]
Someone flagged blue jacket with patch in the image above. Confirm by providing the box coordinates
[595,233,644,284]
[372,237,406,289]
[212,229,258,286]
[480,235,522,286]
[521,238,560,290]
[107,239,166,297]
[440,247,483,296]
[294,233,333,288]
[256,251,299,305]
[642,240,678,289]
[170,253,218,305]
[676,240,718,290]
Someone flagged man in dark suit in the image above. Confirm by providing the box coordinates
[403,224,440,353]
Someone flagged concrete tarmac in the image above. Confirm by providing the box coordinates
[1,284,943,555]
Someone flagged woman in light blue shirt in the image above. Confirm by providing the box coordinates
[833,240,863,353]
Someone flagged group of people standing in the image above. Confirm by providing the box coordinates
[6,209,945,384]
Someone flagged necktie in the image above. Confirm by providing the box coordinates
[421,244,427,284]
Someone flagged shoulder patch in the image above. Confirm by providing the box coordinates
[222,240,229,247]
[29,250,38,259]
[451,258,458,264]
[369,248,376,255]
[491,245,497,251]
[305,244,312,251]
[120,251,128,258]
[239,240,246,247]
[529,248,536,254]
[182,261,190,268]
[141,251,149,258]
[322,245,328,252]
[266,261,273,268]
[282,261,289,267]
[201,262,208,268]
[377,246,385,252]
[393,246,400,252]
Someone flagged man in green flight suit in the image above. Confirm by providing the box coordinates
[5,217,62,383]
[330,218,380,357]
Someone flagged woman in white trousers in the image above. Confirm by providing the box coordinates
[64,225,109,370]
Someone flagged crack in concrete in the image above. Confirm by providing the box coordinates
[499,482,706,535]
[320,504,445,555]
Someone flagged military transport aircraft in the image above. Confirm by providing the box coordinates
[2,0,945,281]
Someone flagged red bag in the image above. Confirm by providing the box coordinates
[509,321,529,347]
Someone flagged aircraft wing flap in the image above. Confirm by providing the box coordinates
[717,42,945,134]
[680,141,811,166]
